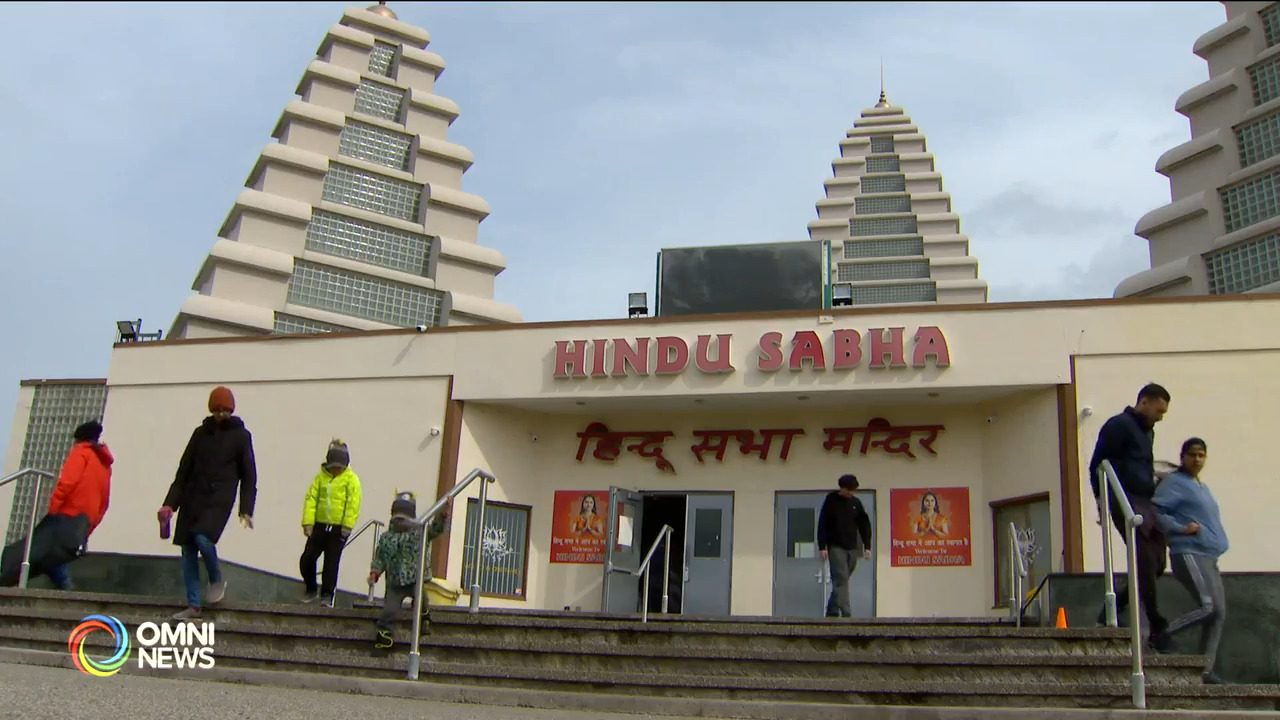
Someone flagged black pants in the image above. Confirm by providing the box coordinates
[300,524,346,596]
[1097,502,1168,634]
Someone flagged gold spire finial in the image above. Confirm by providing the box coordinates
[367,1,398,19]
[875,60,890,108]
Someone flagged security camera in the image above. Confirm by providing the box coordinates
[530,433,538,443]
[986,415,998,424]
[415,324,428,333]
[429,427,441,437]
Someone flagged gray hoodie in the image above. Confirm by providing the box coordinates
[1152,470,1229,558]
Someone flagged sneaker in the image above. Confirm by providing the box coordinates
[320,598,334,609]
[1203,671,1226,685]
[301,590,320,604]
[172,607,201,621]
[374,629,394,650]
[207,581,227,605]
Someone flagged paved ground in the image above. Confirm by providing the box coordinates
[0,662,713,720]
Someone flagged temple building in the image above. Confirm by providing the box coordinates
[1117,1,1280,297]
[812,89,989,306]
[170,2,522,339]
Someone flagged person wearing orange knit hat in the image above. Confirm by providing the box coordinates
[159,385,258,620]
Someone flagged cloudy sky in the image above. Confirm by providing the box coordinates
[0,1,1223,461]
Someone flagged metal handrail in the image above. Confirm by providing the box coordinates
[608,524,674,623]
[407,467,495,681]
[1098,458,1146,710]
[0,468,56,589]
[317,519,384,605]
[1008,522,1028,627]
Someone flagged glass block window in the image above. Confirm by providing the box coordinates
[339,121,412,171]
[460,499,530,599]
[287,260,444,328]
[354,80,405,123]
[368,41,398,78]
[1220,170,1280,233]
[865,156,900,173]
[869,136,895,153]
[306,210,433,277]
[1235,111,1280,168]
[850,216,917,237]
[1250,55,1280,106]
[6,383,108,545]
[322,164,422,222]
[862,175,906,194]
[272,313,352,335]
[1263,3,1280,48]
[851,282,937,305]
[1205,232,1280,294]
[837,259,930,282]
[855,195,911,215]
[843,236,924,259]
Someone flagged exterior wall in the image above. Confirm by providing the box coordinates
[91,375,451,597]
[452,399,1057,618]
[0,384,36,545]
[38,293,1280,616]
[171,5,522,339]
[815,95,989,307]
[1118,1,1280,298]
[1074,349,1280,573]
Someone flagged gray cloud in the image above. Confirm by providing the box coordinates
[966,184,1131,240]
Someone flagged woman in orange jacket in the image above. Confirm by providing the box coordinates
[45,420,114,590]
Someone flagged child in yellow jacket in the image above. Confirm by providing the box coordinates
[299,439,362,607]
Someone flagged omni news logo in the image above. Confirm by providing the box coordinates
[67,614,216,676]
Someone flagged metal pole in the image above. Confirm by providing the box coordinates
[1127,516,1147,709]
[660,528,670,615]
[1008,525,1019,626]
[366,524,382,604]
[406,505,433,681]
[1099,468,1118,628]
[18,476,45,589]
[469,478,491,613]
[641,563,651,623]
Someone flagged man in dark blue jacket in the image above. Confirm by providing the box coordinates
[1088,383,1171,650]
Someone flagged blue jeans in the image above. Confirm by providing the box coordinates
[181,533,222,608]
[46,563,72,590]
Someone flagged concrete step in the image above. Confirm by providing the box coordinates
[0,621,1210,687]
[2,589,1277,711]
[2,646,1278,720]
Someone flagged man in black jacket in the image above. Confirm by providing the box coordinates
[817,474,873,618]
[1089,383,1171,650]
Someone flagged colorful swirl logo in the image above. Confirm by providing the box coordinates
[67,614,130,677]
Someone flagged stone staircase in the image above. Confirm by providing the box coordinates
[0,588,1278,716]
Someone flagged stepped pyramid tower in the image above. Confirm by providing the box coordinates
[1117,1,1280,298]
[170,2,522,339]
[808,87,988,306]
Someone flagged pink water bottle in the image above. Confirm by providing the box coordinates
[158,507,173,540]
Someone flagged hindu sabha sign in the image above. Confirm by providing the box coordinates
[550,490,609,564]
[889,487,972,567]
[552,326,951,378]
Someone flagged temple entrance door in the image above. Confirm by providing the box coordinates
[681,492,734,616]
[772,490,877,618]
[602,486,645,614]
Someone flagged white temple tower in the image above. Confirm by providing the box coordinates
[170,2,522,339]
[809,89,989,306]
[1117,1,1280,298]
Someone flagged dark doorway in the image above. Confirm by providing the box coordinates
[639,493,686,614]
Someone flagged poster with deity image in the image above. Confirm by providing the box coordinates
[889,487,972,567]
[550,490,609,564]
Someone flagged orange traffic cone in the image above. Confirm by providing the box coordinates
[1055,607,1068,629]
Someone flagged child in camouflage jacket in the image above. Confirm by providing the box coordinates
[368,491,449,651]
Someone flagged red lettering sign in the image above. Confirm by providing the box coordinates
[575,420,943,471]
[552,327,950,379]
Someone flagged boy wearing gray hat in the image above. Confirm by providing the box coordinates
[368,490,449,653]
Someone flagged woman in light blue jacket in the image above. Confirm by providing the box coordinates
[1150,437,1229,685]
